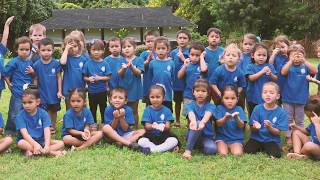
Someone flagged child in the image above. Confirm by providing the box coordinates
[60,34,88,109]
[178,41,207,118]
[140,30,160,103]
[69,30,88,58]
[215,86,247,156]
[308,41,320,96]
[118,37,144,129]
[148,36,174,111]
[62,88,103,150]
[239,33,257,72]
[209,43,246,105]
[0,112,13,153]
[183,79,216,159]
[170,29,191,127]
[102,88,149,153]
[0,16,14,98]
[83,39,111,123]
[28,24,46,63]
[281,44,317,146]
[287,95,320,160]
[33,38,63,134]
[4,36,34,135]
[246,43,277,116]
[244,82,288,158]
[138,85,180,153]
[16,86,65,157]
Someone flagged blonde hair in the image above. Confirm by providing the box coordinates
[222,43,241,59]
[29,24,46,36]
[274,35,290,46]
[70,30,86,50]
[62,34,81,50]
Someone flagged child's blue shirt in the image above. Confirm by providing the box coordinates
[104,105,134,136]
[104,55,124,90]
[0,112,3,128]
[273,54,288,91]
[183,63,204,99]
[0,43,8,90]
[170,47,189,91]
[204,46,224,79]
[140,50,157,97]
[316,64,320,81]
[307,123,320,145]
[238,52,252,73]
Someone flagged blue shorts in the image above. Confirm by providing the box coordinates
[17,137,45,147]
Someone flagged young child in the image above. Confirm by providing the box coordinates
[170,29,191,127]
[246,43,277,116]
[0,112,13,153]
[69,30,88,58]
[4,36,34,135]
[308,41,320,96]
[33,38,63,134]
[287,95,320,160]
[140,30,160,103]
[60,34,88,109]
[281,44,317,147]
[183,79,216,159]
[16,86,65,157]
[28,24,46,63]
[148,36,174,111]
[138,85,180,153]
[118,37,144,129]
[244,82,288,158]
[62,88,103,150]
[209,43,246,105]
[102,88,149,153]
[83,39,111,123]
[239,33,257,72]
[215,86,247,156]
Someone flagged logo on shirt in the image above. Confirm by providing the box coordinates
[301,68,306,74]
[167,65,171,72]
[83,117,86,123]
[197,67,200,72]
[233,76,238,82]
[38,118,42,126]
[272,117,277,124]
[160,114,165,121]
[101,66,106,72]
[51,68,56,74]
[79,62,84,69]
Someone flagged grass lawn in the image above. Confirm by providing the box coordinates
[0,59,320,179]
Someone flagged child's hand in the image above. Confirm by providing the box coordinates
[33,143,42,155]
[127,61,133,68]
[272,48,280,56]
[65,42,74,51]
[119,108,125,117]
[41,145,50,155]
[152,122,158,129]
[121,63,128,69]
[5,16,14,26]
[306,75,313,82]
[183,58,190,67]
[262,66,271,74]
[147,51,153,61]
[253,120,261,129]
[264,120,272,128]
[231,112,239,118]
[197,121,205,131]
[57,92,65,100]
[200,51,206,60]
[224,112,232,121]
[189,121,197,130]
[311,112,320,125]
[88,76,95,83]
[113,110,120,119]
[158,123,165,132]
[82,129,91,140]
[7,82,13,91]
[178,48,184,60]
[25,66,34,74]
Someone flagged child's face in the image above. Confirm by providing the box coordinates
[222,90,238,109]
[289,51,305,66]
[110,91,127,109]
[149,89,164,109]
[316,47,320,58]
[208,31,221,48]
[122,41,135,58]
[90,47,104,60]
[275,42,288,55]
[262,84,279,104]
[30,29,45,45]
[68,41,81,56]
[189,48,202,63]
[39,44,53,61]
[108,40,121,56]
[223,49,239,67]
[22,95,40,114]
[17,42,31,59]
[70,93,85,113]
[155,42,168,60]
[193,86,208,104]
[145,35,155,50]
[176,33,189,48]
[253,47,268,65]
[242,38,255,53]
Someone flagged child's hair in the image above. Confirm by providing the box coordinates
[14,36,32,51]
[62,34,81,50]
[192,78,211,101]
[222,43,241,58]
[109,87,128,100]
[108,37,121,44]
[305,95,320,116]
[38,38,54,49]
[287,44,306,56]
[68,88,87,102]
[149,84,165,97]
[315,39,320,52]
[154,36,170,50]
[189,41,205,52]
[273,35,290,47]
[251,43,269,63]
[89,39,105,50]
[70,30,86,50]
[221,85,239,99]
[144,30,160,40]
[22,84,40,99]
[263,82,280,94]
[29,24,46,36]
[122,37,136,48]
[243,33,258,43]
[176,29,191,40]
[207,27,222,37]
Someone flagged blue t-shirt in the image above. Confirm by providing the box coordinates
[62,55,88,96]
[214,105,247,143]
[0,43,8,90]
[118,56,144,102]
[141,105,173,136]
[140,50,157,97]
[149,59,174,101]
[83,59,112,94]
[183,63,205,99]
[185,101,216,138]
[204,46,224,79]
[316,64,320,81]
[246,63,277,104]
[0,112,3,128]
[29,44,40,63]
[209,64,246,91]
[306,123,320,145]
[33,59,61,105]
[273,54,288,91]
[238,52,252,73]
[104,105,134,136]
[16,108,51,143]
[62,107,94,137]
[170,47,189,91]
[282,64,310,105]
[249,104,288,145]
[4,56,33,98]
[104,55,124,90]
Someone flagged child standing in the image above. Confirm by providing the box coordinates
[138,85,179,153]
[62,88,103,150]
[28,24,46,63]
[183,79,216,159]
[281,44,317,146]
[244,82,288,158]
[33,38,63,134]
[118,37,144,129]
[16,86,65,157]
[4,37,34,135]
[239,33,257,72]
[215,86,247,156]
[0,112,13,153]
[246,43,277,116]
[83,39,111,123]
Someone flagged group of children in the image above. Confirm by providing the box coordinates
[0,16,320,160]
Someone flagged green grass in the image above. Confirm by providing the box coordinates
[0,59,320,179]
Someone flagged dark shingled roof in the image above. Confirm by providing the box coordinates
[41,7,192,30]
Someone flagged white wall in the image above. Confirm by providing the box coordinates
[46,30,63,44]
[84,29,102,42]
[163,27,180,41]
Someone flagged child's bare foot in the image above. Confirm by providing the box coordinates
[24,151,33,158]
[287,153,308,160]
[282,145,293,154]
[51,150,67,157]
[183,150,192,159]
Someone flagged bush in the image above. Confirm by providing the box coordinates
[53,47,62,59]
[136,45,147,56]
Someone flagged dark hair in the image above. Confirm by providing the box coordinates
[288,44,305,56]
[189,41,205,53]
[207,27,222,37]
[251,43,269,63]
[154,36,170,50]
[144,30,160,40]
[243,33,258,43]
[108,37,121,45]
[38,38,54,49]
[122,37,136,48]
[14,36,32,51]
[22,84,40,99]
[305,95,320,116]
[192,78,211,102]
[68,88,87,102]
[109,87,128,100]
[221,85,239,99]
[149,84,165,97]
[176,29,191,40]
[89,39,105,51]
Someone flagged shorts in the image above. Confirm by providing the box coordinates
[121,131,135,139]
[215,139,243,145]
[173,91,183,103]
[40,103,61,112]
[182,98,194,116]
[141,130,180,147]
[17,137,45,147]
